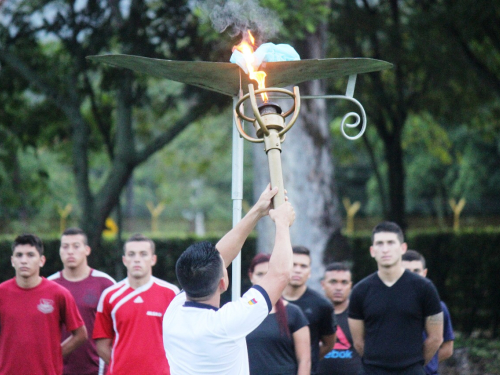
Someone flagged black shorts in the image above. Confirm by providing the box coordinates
[360,363,425,375]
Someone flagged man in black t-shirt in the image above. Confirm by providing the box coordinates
[283,246,336,374]
[318,262,361,375]
[348,222,443,375]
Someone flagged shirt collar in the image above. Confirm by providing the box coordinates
[183,301,219,311]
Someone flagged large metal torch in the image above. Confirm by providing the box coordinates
[234,84,300,207]
[87,53,392,300]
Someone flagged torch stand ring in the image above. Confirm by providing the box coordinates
[234,85,301,143]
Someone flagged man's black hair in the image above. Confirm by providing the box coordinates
[62,227,88,245]
[371,221,404,244]
[325,261,352,273]
[402,249,426,269]
[292,245,310,257]
[176,241,224,300]
[12,234,44,256]
[124,233,155,255]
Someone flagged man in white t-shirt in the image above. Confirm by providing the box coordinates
[163,185,295,375]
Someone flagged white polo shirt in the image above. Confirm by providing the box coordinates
[162,285,272,375]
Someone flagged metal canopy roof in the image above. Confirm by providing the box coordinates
[87,54,393,97]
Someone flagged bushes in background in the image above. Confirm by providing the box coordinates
[2,229,500,336]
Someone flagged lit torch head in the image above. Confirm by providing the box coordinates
[233,31,268,102]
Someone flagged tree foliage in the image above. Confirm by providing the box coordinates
[1,0,499,246]
[323,0,499,228]
[0,0,228,248]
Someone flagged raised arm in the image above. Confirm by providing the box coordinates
[61,325,87,357]
[254,200,295,306]
[348,318,365,357]
[216,185,277,267]
[423,312,444,364]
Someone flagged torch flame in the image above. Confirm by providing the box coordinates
[233,31,268,102]
[248,30,255,45]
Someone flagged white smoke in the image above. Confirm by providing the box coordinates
[189,0,281,41]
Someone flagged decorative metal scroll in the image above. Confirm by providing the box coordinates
[269,74,367,141]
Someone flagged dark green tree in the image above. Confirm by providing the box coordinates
[0,0,226,248]
[326,0,494,228]
[432,0,500,97]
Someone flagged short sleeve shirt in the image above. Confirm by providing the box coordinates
[285,287,336,373]
[0,278,84,375]
[49,269,115,375]
[349,270,442,370]
[163,285,272,375]
[317,309,362,375]
[246,302,309,374]
[93,277,178,375]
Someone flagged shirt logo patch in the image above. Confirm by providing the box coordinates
[334,326,351,350]
[324,350,353,359]
[37,299,54,314]
[146,311,162,317]
[133,296,144,303]
[248,298,258,305]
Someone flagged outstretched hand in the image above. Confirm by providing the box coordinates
[269,201,295,227]
[253,184,278,218]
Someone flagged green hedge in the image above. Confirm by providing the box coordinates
[2,229,500,336]
[0,236,257,306]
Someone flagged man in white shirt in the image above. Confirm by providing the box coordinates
[163,185,295,375]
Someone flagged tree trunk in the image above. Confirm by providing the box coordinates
[83,73,136,251]
[254,24,342,291]
[125,176,135,230]
[384,130,406,229]
[362,135,389,217]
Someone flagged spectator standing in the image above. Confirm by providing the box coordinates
[283,246,337,374]
[93,234,179,375]
[246,253,311,375]
[318,262,361,375]
[163,186,295,375]
[402,250,455,375]
[348,222,444,375]
[0,234,87,375]
[48,227,116,375]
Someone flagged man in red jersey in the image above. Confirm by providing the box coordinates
[0,234,87,375]
[49,227,116,375]
[93,234,179,375]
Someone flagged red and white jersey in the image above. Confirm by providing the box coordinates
[0,277,84,375]
[93,277,179,375]
[48,269,115,375]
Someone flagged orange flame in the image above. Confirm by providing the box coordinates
[233,31,268,102]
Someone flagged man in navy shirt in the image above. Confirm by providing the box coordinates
[403,250,455,375]
[348,222,443,374]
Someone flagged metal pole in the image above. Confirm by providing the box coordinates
[231,94,244,301]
